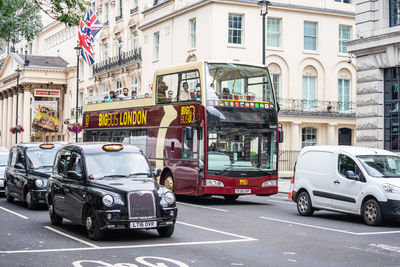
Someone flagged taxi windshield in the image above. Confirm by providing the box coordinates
[85,152,151,179]
[357,155,400,178]
[0,154,8,166]
[27,148,57,169]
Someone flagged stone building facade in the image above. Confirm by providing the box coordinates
[347,0,400,150]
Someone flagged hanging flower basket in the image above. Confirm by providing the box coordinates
[10,125,24,134]
[67,122,83,134]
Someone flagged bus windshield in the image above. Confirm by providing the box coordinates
[206,63,275,104]
[207,129,277,173]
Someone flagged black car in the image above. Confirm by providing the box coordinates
[46,143,177,240]
[5,143,64,209]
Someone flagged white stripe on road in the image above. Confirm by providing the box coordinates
[177,202,229,212]
[177,221,257,240]
[0,206,29,220]
[266,199,295,205]
[44,226,98,248]
[0,238,255,254]
[260,216,400,236]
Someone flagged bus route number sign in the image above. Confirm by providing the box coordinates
[180,105,195,124]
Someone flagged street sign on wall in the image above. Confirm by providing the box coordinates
[34,89,60,98]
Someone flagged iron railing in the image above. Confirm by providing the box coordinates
[71,106,83,117]
[278,99,356,116]
[130,7,138,14]
[115,15,122,21]
[92,48,142,76]
[278,150,300,173]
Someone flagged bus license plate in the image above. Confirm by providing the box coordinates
[235,189,251,194]
[130,221,157,229]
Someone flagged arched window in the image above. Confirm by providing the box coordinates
[338,68,351,113]
[268,63,281,101]
[302,127,317,147]
[302,66,317,111]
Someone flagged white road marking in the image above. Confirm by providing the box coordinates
[266,199,295,205]
[176,221,257,240]
[44,226,98,248]
[177,202,229,212]
[0,239,254,254]
[369,244,400,254]
[0,206,29,220]
[260,216,400,236]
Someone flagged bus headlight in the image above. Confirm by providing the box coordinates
[35,179,45,188]
[102,194,114,207]
[164,192,176,205]
[262,180,277,187]
[206,179,224,187]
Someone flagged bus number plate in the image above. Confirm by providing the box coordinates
[235,189,251,194]
[130,221,157,229]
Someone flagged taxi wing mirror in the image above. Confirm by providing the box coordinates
[346,170,359,181]
[153,168,161,177]
[67,170,82,180]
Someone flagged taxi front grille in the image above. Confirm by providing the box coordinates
[127,191,156,219]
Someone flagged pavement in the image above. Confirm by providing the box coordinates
[278,177,292,194]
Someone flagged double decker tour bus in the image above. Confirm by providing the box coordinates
[83,61,281,200]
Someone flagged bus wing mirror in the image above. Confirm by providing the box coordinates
[186,127,193,140]
[279,130,284,143]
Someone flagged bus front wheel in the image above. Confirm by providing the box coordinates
[162,173,174,192]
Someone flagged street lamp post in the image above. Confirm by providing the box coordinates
[74,43,82,143]
[15,66,21,144]
[257,0,271,65]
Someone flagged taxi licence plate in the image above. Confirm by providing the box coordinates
[130,221,157,229]
[235,189,251,194]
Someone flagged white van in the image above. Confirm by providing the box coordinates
[292,146,400,226]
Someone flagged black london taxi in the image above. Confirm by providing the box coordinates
[4,143,64,209]
[47,143,177,240]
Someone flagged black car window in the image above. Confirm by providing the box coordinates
[56,150,71,176]
[338,154,361,178]
[10,148,17,167]
[16,149,25,167]
[70,153,83,175]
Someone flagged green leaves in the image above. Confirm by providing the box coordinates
[34,0,87,26]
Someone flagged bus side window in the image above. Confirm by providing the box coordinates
[156,74,179,104]
[182,127,198,159]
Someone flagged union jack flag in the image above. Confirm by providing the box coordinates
[78,21,95,66]
[85,5,103,38]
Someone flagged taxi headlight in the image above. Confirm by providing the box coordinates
[35,179,45,188]
[206,179,224,187]
[262,180,277,187]
[102,194,114,207]
[383,183,400,194]
[164,192,175,205]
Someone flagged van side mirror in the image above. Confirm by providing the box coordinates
[153,168,161,177]
[279,130,284,143]
[67,170,82,180]
[346,170,359,181]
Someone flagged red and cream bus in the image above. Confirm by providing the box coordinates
[83,61,281,200]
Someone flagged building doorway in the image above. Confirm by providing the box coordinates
[338,128,352,145]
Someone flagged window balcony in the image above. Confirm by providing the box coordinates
[278,98,355,117]
[130,7,138,14]
[92,48,142,76]
[115,15,122,21]
[104,21,109,27]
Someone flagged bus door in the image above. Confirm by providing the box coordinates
[174,126,200,195]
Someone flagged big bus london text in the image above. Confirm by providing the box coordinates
[83,61,282,200]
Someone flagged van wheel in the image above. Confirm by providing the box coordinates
[362,199,383,226]
[297,191,314,216]
[163,173,174,192]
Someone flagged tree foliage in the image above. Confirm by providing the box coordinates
[34,0,87,26]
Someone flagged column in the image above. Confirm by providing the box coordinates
[6,91,13,148]
[22,88,31,142]
[1,95,7,147]
[0,96,3,146]
[291,122,301,151]
[327,123,337,145]
[11,89,17,146]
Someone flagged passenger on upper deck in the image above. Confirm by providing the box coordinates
[222,87,232,99]
[180,82,190,101]
[157,77,168,103]
[131,90,137,99]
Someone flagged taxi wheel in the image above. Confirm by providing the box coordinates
[157,224,175,237]
[296,191,314,216]
[362,199,383,226]
[163,173,174,192]
[25,191,37,210]
[5,185,14,203]
[224,195,239,201]
[49,202,63,226]
[85,208,104,240]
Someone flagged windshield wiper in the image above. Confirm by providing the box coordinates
[129,172,151,177]
[101,174,129,179]
[216,165,234,174]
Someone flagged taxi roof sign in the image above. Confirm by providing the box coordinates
[39,143,55,149]
[102,144,123,151]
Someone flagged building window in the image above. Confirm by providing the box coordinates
[302,127,317,148]
[79,60,84,80]
[104,44,108,60]
[390,0,400,27]
[189,18,196,49]
[131,76,138,92]
[154,32,160,60]
[384,68,400,151]
[304,21,317,51]
[132,33,138,51]
[267,18,281,48]
[104,3,109,25]
[228,14,243,45]
[338,128,352,146]
[103,84,109,95]
[118,39,123,57]
[116,80,122,94]
[338,79,351,112]
[335,0,351,3]
[272,74,280,101]
[339,25,351,53]
[302,76,316,110]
